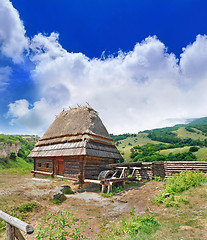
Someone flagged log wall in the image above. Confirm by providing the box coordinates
[35,158,53,173]
[85,157,117,179]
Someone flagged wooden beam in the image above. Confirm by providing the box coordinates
[31,170,53,176]
[84,179,102,184]
[0,210,34,234]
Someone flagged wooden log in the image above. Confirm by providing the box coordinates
[31,170,53,176]
[15,228,25,240]
[0,210,34,234]
[6,223,15,240]
[84,179,102,184]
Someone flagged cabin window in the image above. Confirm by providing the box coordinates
[38,162,41,167]
[46,163,49,168]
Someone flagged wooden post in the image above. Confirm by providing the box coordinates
[107,182,113,194]
[6,223,15,240]
[33,159,36,177]
[14,228,25,240]
[101,184,106,193]
[52,158,55,177]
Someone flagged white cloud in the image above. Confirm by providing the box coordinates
[0,0,29,63]
[3,1,207,135]
[8,33,207,135]
[7,98,60,134]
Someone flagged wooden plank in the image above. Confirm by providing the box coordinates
[0,210,34,234]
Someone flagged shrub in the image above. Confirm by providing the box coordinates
[10,152,16,161]
[19,202,37,213]
[155,170,207,207]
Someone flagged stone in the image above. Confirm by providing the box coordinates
[165,193,170,198]
[59,185,73,194]
[49,190,66,202]
[77,187,86,193]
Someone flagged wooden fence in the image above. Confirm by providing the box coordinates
[0,210,34,240]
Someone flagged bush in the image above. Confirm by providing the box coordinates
[189,146,199,152]
[9,152,16,161]
[19,202,37,213]
[155,170,207,207]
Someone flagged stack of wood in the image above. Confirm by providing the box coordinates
[164,161,207,177]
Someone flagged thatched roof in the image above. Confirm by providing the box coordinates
[37,106,113,146]
[29,106,122,160]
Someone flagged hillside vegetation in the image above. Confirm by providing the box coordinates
[112,117,207,162]
[0,134,37,170]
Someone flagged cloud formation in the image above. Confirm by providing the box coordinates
[2,0,207,135]
[0,0,28,63]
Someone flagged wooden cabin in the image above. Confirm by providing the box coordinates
[29,106,122,182]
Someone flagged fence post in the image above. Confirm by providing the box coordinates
[6,223,15,240]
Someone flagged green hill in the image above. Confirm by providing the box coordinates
[0,134,37,170]
[111,117,207,162]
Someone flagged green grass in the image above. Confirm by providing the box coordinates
[175,127,207,140]
[36,211,87,240]
[159,146,191,155]
[0,156,33,175]
[196,147,207,160]
[96,210,159,240]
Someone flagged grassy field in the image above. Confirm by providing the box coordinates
[196,147,207,161]
[159,146,191,156]
[116,133,162,161]
[175,127,207,140]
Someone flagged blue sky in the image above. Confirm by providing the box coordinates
[1,0,207,135]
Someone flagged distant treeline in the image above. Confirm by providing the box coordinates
[142,126,207,147]
[130,143,199,162]
[110,133,137,143]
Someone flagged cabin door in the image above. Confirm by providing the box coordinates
[57,159,64,175]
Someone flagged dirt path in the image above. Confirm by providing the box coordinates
[0,173,163,239]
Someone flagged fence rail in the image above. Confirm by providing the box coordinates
[0,210,34,240]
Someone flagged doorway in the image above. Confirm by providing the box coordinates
[57,159,64,175]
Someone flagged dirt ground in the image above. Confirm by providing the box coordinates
[0,173,206,239]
